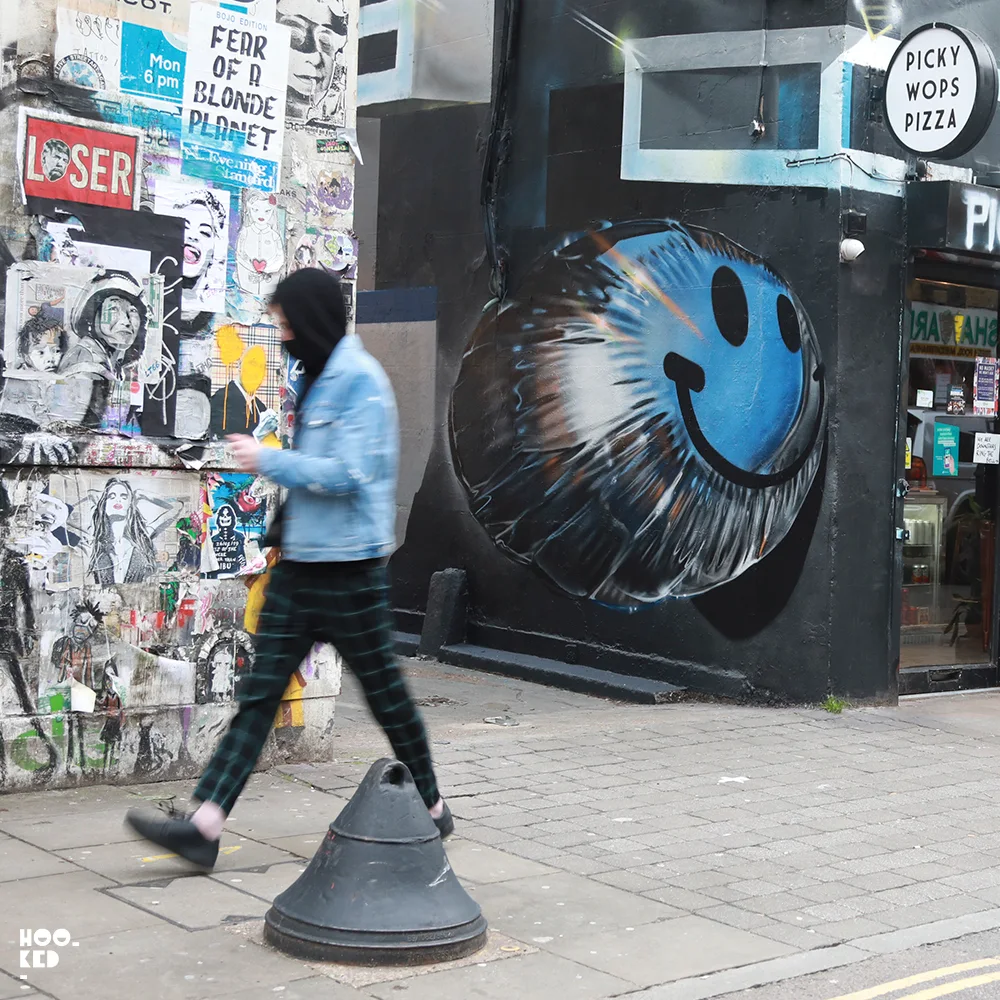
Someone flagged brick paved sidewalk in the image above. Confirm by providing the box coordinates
[4,663,1000,999]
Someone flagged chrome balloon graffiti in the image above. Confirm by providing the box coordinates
[450,220,827,609]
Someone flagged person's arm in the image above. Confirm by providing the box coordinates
[257,371,390,495]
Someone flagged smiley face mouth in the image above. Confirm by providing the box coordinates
[663,352,825,489]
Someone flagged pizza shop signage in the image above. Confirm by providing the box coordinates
[884,23,998,160]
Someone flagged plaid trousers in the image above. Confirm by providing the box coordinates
[194,560,440,814]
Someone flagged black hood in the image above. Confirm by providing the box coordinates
[270,268,347,378]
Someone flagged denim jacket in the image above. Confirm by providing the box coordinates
[257,334,398,562]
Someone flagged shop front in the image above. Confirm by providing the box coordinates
[899,181,1000,692]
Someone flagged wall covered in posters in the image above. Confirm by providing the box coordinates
[366,0,1000,703]
[0,0,359,789]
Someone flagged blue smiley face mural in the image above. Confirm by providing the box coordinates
[449,220,827,609]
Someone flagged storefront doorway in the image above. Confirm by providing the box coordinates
[898,255,1000,689]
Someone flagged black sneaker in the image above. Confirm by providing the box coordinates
[433,801,455,840]
[125,799,220,870]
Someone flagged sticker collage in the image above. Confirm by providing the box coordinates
[0,0,358,787]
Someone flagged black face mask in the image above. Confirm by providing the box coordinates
[270,268,348,378]
[283,338,305,362]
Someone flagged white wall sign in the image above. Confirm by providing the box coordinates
[974,432,1000,465]
[884,23,998,160]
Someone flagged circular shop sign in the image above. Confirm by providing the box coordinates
[884,23,999,160]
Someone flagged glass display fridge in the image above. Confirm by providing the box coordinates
[901,494,946,635]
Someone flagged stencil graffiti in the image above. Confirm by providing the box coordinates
[86,478,183,586]
[0,483,58,780]
[210,323,282,438]
[277,0,349,129]
[234,191,285,300]
[1,263,167,452]
[194,629,254,703]
[202,471,271,578]
[0,0,359,792]
[152,179,230,319]
[30,201,186,437]
[95,660,125,768]
[52,600,104,688]
[51,599,111,771]
[38,470,200,589]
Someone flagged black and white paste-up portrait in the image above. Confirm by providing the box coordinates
[276,0,349,128]
[152,180,230,319]
[83,478,182,586]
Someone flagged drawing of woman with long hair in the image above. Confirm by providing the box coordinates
[87,478,181,586]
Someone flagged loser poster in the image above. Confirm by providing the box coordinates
[17,109,143,212]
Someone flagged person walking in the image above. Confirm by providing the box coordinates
[125,268,452,868]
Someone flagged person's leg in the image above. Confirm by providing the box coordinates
[316,563,448,829]
[192,565,315,818]
[126,563,313,864]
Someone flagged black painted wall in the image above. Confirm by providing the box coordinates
[372,0,999,701]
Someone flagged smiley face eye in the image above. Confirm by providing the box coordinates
[711,266,748,347]
[776,294,802,353]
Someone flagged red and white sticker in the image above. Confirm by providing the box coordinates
[18,108,143,211]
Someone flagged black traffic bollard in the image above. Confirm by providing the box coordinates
[264,758,487,965]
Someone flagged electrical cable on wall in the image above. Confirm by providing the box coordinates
[481,0,521,305]
[751,0,768,140]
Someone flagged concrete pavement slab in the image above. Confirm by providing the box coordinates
[0,808,145,851]
[0,869,162,940]
[445,838,557,884]
[227,920,535,989]
[108,876,271,930]
[0,787,142,821]
[538,914,796,987]
[364,950,631,1000]
[224,779,349,840]
[0,836,77,882]
[214,979,372,999]
[622,944,872,1000]
[710,926,1000,999]
[260,834,326,858]
[0,969,42,999]
[274,761,384,794]
[467,871,681,942]
[209,862,308,902]
[12,665,1000,998]
[57,835,298,883]
[0,925,315,1000]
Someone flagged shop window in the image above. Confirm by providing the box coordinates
[902,278,999,669]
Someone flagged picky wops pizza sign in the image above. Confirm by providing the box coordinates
[17,109,144,211]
